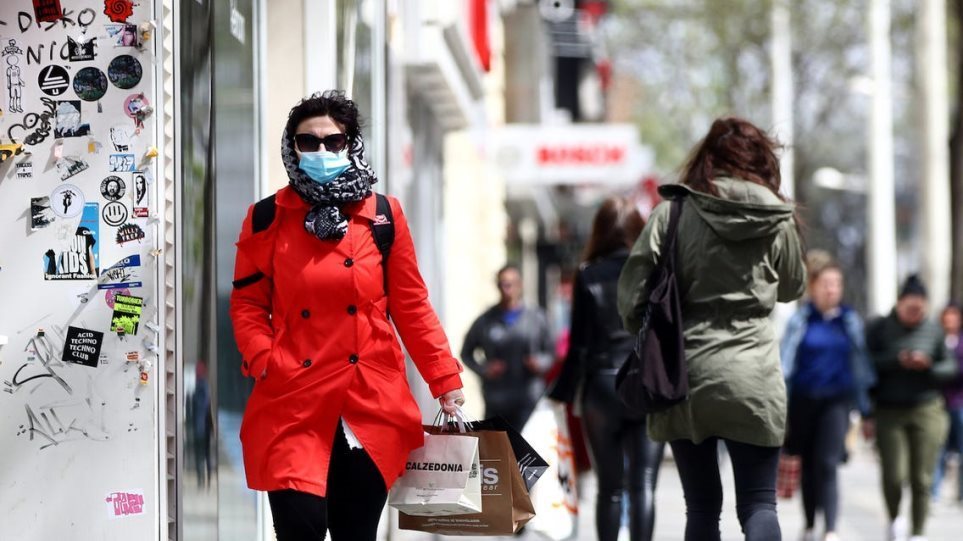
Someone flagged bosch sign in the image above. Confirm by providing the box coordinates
[493,124,652,185]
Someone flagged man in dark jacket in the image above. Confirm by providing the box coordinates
[462,265,553,430]
[865,275,958,541]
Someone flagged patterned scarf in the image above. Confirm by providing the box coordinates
[282,126,378,240]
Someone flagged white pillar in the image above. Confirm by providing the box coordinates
[868,0,898,316]
[917,0,951,307]
[770,0,794,200]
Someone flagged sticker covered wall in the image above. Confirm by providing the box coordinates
[0,0,159,539]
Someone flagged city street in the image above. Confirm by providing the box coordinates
[393,439,963,540]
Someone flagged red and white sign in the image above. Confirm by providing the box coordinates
[492,124,652,185]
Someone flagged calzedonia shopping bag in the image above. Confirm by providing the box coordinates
[398,426,536,535]
[387,431,482,516]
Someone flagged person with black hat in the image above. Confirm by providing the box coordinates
[864,274,959,541]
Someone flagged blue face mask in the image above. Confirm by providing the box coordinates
[299,150,350,184]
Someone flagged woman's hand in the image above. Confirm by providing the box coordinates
[439,388,466,415]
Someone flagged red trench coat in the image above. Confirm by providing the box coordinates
[230,186,463,497]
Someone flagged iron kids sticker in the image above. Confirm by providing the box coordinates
[43,202,100,280]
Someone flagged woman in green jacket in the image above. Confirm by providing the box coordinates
[618,117,806,541]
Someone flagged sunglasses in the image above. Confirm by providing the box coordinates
[294,133,348,153]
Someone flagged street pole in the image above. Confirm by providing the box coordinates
[868,0,898,316]
[771,0,794,200]
[918,0,951,308]
[770,0,796,336]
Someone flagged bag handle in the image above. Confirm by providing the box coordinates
[431,406,476,433]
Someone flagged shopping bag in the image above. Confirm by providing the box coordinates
[520,398,578,540]
[398,427,536,535]
[388,431,482,516]
[471,416,549,491]
[776,452,801,499]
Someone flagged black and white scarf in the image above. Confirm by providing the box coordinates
[282,124,378,241]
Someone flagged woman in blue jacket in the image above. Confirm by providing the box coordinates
[780,261,876,541]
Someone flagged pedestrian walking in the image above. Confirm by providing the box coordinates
[230,90,465,541]
[931,302,963,503]
[549,196,665,541]
[864,275,958,541]
[618,116,807,541]
[780,258,876,541]
[462,265,554,431]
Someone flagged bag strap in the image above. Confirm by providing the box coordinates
[251,194,277,233]
[662,197,684,272]
[370,193,395,297]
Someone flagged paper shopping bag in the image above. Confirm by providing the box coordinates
[472,416,549,492]
[388,431,482,516]
[521,398,578,540]
[398,427,536,535]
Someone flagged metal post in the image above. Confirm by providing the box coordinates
[918,0,951,307]
[868,0,898,315]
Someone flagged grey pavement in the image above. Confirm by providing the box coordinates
[390,440,963,541]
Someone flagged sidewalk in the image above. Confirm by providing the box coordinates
[390,440,963,540]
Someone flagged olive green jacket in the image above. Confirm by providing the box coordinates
[617,179,806,447]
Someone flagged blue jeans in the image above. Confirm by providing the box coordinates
[932,406,963,501]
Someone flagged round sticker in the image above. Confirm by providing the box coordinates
[49,184,85,219]
[105,288,132,309]
[73,67,108,101]
[124,93,150,119]
[102,201,129,226]
[100,175,127,201]
[108,55,142,89]
[38,65,70,96]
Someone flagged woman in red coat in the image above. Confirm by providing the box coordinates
[230,90,465,541]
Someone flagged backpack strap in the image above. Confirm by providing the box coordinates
[251,194,277,234]
[663,196,684,272]
[370,193,395,298]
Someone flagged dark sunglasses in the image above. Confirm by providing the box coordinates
[294,133,348,153]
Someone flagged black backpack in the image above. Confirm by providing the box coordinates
[615,196,688,415]
[233,193,395,294]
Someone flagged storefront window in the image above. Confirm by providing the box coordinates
[337,0,385,177]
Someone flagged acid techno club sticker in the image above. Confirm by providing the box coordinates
[73,67,108,101]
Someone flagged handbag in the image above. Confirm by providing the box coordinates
[470,416,548,492]
[387,429,482,516]
[615,197,688,415]
[398,424,535,535]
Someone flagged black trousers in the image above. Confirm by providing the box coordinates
[268,424,387,541]
[670,437,782,541]
[581,372,665,541]
[787,392,850,531]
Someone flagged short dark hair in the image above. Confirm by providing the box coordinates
[497,264,520,280]
[284,90,362,147]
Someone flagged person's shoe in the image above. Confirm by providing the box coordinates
[888,516,908,541]
[823,532,841,541]
[799,529,816,541]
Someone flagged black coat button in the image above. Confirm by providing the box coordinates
[302,359,312,368]
[347,305,357,315]
[349,354,359,364]
[344,258,354,267]
[301,309,310,318]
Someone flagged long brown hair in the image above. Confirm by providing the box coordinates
[582,196,646,263]
[680,117,786,201]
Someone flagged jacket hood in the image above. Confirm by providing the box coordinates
[660,177,796,241]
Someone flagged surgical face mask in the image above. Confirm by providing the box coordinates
[299,150,350,184]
